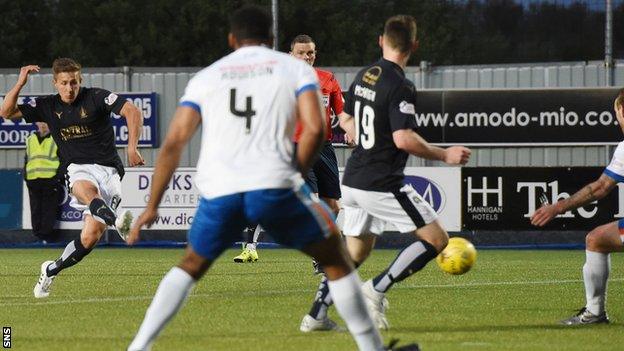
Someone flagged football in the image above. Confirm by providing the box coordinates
[436,237,477,275]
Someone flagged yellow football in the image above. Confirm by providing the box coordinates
[436,237,477,275]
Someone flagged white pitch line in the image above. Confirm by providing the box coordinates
[2,277,624,307]
[0,288,314,307]
[461,342,493,347]
[399,277,624,289]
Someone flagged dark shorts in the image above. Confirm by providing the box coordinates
[188,185,337,260]
[303,142,341,199]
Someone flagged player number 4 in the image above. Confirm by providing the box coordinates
[354,100,375,149]
[229,88,256,133]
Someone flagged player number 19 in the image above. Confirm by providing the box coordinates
[354,100,375,149]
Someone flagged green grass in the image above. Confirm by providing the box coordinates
[1,248,624,350]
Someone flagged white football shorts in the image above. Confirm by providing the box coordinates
[66,163,122,217]
[341,184,438,236]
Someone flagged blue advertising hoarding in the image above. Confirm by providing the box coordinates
[0,92,158,148]
[0,170,23,229]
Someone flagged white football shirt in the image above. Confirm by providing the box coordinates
[179,45,319,199]
[605,141,624,182]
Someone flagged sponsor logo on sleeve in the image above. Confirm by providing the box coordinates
[363,66,382,85]
[399,101,415,115]
[104,93,118,106]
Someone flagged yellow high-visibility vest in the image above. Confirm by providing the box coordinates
[25,134,59,180]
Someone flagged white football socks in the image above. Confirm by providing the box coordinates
[583,250,610,316]
[252,225,262,242]
[128,267,196,351]
[328,271,383,351]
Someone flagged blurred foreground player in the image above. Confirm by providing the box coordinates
[125,6,413,351]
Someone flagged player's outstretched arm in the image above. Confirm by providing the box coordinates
[392,129,471,165]
[296,89,326,174]
[126,106,201,245]
[0,65,39,120]
[531,174,616,227]
[119,101,145,166]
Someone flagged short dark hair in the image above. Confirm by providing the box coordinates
[52,57,81,77]
[230,5,272,41]
[290,34,315,50]
[383,15,417,53]
[52,57,82,81]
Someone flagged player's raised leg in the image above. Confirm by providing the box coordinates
[371,221,447,293]
[364,221,446,329]
[73,179,133,241]
[34,179,116,298]
[341,185,445,330]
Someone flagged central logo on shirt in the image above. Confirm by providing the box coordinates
[54,111,62,119]
[363,66,382,86]
[80,107,88,118]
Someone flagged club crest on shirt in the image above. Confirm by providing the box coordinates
[104,93,118,106]
[80,107,88,118]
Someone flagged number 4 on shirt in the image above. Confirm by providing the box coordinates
[230,88,256,133]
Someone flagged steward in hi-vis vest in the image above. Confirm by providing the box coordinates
[24,122,62,242]
[26,130,59,180]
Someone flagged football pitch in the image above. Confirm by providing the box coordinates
[1,248,623,350]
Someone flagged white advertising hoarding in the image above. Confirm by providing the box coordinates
[122,167,198,229]
[22,167,200,230]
